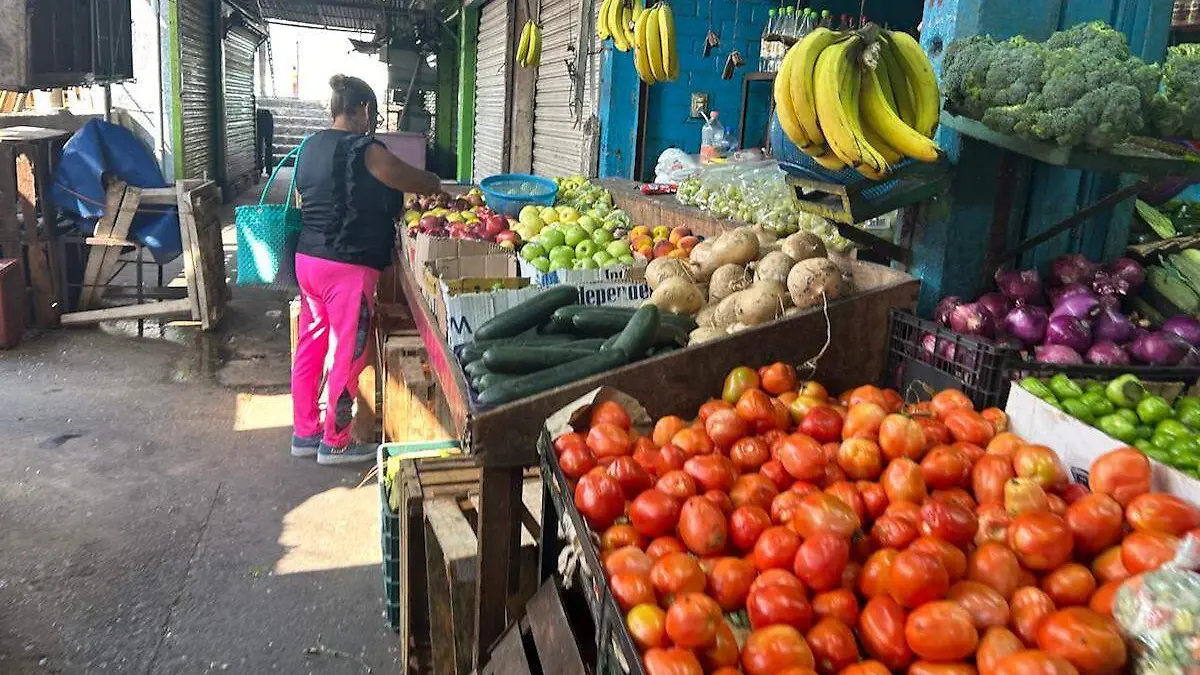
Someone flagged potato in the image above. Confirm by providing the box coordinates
[749,226,778,247]
[787,258,849,309]
[709,228,759,267]
[695,304,717,328]
[646,256,691,291]
[735,280,789,326]
[753,251,796,285]
[753,278,792,308]
[709,264,751,302]
[712,291,744,329]
[646,276,704,315]
[688,327,725,345]
[781,232,827,263]
[726,322,751,334]
[688,240,718,282]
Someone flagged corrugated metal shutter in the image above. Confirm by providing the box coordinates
[179,0,216,181]
[531,0,600,178]
[473,0,509,180]
[222,23,258,194]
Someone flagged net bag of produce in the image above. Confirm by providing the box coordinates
[1113,532,1200,674]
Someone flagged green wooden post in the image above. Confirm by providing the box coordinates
[456,6,479,184]
[168,0,184,180]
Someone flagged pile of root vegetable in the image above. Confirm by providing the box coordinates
[643,226,856,345]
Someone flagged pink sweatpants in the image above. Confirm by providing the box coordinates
[292,253,380,448]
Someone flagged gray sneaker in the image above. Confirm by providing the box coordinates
[317,442,376,465]
[291,433,322,457]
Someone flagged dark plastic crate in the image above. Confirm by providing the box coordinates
[885,308,1016,410]
[379,459,403,631]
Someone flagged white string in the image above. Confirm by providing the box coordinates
[799,289,830,379]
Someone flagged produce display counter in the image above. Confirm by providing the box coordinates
[597,178,752,239]
[394,251,920,666]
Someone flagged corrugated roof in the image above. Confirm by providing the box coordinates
[255,0,420,31]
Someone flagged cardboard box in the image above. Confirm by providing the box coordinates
[1005,384,1200,501]
[421,255,522,306]
[517,256,647,287]
[400,227,511,275]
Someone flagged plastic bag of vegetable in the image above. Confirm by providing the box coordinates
[1113,532,1200,675]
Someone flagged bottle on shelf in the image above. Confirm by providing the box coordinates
[780,6,797,47]
[760,8,777,72]
[820,9,833,28]
[701,111,725,161]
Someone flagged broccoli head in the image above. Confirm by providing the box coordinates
[982,36,1047,107]
[1078,84,1144,149]
[942,35,998,119]
[1044,20,1131,61]
[1158,43,1200,137]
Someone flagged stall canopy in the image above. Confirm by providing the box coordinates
[255,0,431,31]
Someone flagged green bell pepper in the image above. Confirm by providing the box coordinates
[1048,374,1084,401]
[1143,444,1174,465]
[1169,437,1200,470]
[1136,425,1153,440]
[1019,377,1055,401]
[1061,398,1094,423]
[1105,374,1146,409]
[1136,395,1174,426]
[1151,430,1177,450]
[1177,402,1200,431]
[1115,408,1140,426]
[1096,413,1139,443]
[1080,391,1115,418]
[1176,395,1200,411]
[1155,418,1191,442]
[1084,382,1105,396]
[1134,439,1157,455]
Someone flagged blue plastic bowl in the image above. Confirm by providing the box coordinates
[479,173,558,217]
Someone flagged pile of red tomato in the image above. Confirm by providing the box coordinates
[550,363,1200,675]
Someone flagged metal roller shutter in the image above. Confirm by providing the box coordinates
[222,23,258,194]
[473,0,510,181]
[179,0,217,181]
[531,0,600,178]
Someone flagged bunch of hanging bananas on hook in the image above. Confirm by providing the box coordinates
[597,0,678,85]
[516,20,542,67]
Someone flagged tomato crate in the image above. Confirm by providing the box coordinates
[885,308,1015,409]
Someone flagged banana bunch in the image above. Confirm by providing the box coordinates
[774,26,941,180]
[631,3,678,85]
[516,20,542,67]
[597,0,639,51]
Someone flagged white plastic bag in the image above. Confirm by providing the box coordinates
[654,148,701,184]
[1114,532,1200,675]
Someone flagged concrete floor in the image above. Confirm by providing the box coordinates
[0,174,402,674]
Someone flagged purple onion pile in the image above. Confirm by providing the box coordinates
[933,254,1199,367]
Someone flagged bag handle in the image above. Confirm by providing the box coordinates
[257,134,314,207]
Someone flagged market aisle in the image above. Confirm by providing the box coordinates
[0,171,401,674]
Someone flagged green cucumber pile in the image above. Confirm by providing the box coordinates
[460,285,692,406]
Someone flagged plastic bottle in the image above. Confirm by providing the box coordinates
[820,8,833,28]
[781,7,797,47]
[701,111,723,160]
[760,9,777,71]
[798,8,815,38]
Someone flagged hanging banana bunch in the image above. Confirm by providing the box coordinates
[773,24,941,180]
[516,20,543,67]
[630,3,678,85]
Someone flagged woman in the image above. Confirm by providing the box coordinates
[290,75,441,465]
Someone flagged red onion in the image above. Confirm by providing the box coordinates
[1093,307,1136,344]
[994,268,1044,305]
[1129,331,1191,366]
[1048,282,1093,307]
[1097,294,1121,312]
[1049,254,1099,286]
[976,292,1012,323]
[1003,306,1049,347]
[1035,344,1084,364]
[934,296,964,327]
[1162,316,1200,347]
[1045,316,1093,353]
[1049,293,1100,321]
[1085,341,1131,366]
[950,302,997,337]
[1106,258,1145,291]
[920,332,938,363]
[1091,271,1131,297]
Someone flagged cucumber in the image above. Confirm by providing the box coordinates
[609,305,660,360]
[475,372,517,391]
[564,338,608,350]
[464,359,491,377]
[473,285,579,341]
[477,348,630,406]
[457,333,578,363]
[553,304,696,331]
[600,333,621,350]
[647,344,680,357]
[483,346,598,374]
[574,309,688,346]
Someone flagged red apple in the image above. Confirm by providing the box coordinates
[676,235,700,253]
[495,229,520,245]
[484,215,508,236]
[418,215,442,232]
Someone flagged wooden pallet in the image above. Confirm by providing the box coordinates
[478,580,589,675]
[382,333,455,444]
[394,457,541,675]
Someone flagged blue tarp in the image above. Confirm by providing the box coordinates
[51,120,182,264]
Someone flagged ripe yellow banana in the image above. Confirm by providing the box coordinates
[645,6,666,81]
[621,6,635,46]
[860,67,939,162]
[610,0,630,51]
[862,121,902,167]
[787,27,839,150]
[631,0,644,22]
[658,3,678,81]
[633,9,657,84]
[528,23,542,66]
[813,36,888,173]
[878,36,917,128]
[873,49,898,113]
[516,21,532,66]
[774,43,813,150]
[811,152,847,171]
[597,0,612,40]
[885,29,940,137]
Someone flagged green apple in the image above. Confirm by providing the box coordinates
[538,228,566,249]
[575,257,599,269]
[618,254,635,265]
[531,256,551,273]
[549,245,576,264]
[520,243,546,261]
[519,205,541,224]
[602,256,623,267]
[548,258,570,272]
[539,207,559,224]
[578,221,597,235]
[606,240,632,258]
[577,215,598,231]
[592,251,614,266]
[591,228,614,245]
[562,224,588,247]
[574,240,598,258]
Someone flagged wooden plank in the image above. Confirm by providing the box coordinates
[398,461,428,669]
[0,127,69,142]
[78,182,141,310]
[59,298,194,326]
[425,497,479,675]
[176,182,203,322]
[382,335,456,443]
[481,623,532,675]
[0,145,18,240]
[473,466,524,669]
[525,581,587,675]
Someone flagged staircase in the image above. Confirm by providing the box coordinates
[259,96,328,163]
